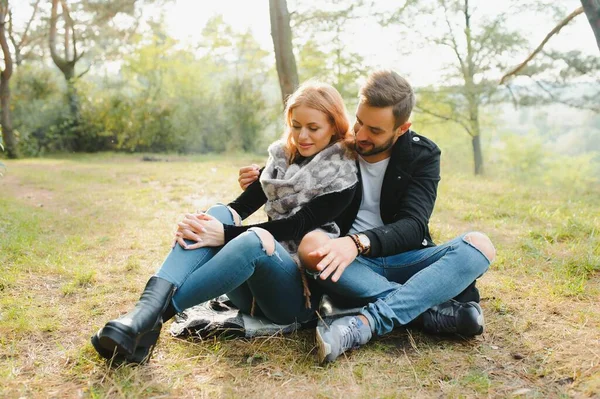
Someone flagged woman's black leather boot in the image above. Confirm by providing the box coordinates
[91,276,176,363]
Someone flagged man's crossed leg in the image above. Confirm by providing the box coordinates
[300,231,495,363]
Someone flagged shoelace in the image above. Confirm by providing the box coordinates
[339,318,364,350]
[427,305,457,332]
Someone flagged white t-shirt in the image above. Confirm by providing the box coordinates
[349,156,390,234]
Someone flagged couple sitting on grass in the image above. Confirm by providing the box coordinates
[91,70,496,365]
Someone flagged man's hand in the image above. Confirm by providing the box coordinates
[308,236,359,282]
[238,164,260,191]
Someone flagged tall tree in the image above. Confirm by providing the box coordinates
[581,0,600,50]
[47,0,164,150]
[49,0,82,121]
[0,0,16,158]
[269,0,298,106]
[383,0,527,175]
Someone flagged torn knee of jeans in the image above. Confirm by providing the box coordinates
[227,206,242,226]
[248,227,276,256]
[464,232,496,262]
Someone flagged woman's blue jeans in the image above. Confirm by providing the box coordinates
[155,204,314,324]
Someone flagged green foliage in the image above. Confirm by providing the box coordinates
[293,1,369,108]
[12,18,277,155]
[11,65,69,155]
[493,132,600,192]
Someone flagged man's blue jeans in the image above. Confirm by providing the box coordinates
[315,234,491,336]
[155,204,314,324]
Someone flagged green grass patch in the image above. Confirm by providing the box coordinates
[0,153,598,397]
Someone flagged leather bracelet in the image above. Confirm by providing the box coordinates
[347,234,363,254]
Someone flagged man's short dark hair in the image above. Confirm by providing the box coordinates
[359,70,416,129]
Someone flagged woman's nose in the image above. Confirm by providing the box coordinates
[299,128,309,140]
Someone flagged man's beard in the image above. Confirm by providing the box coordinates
[354,135,396,157]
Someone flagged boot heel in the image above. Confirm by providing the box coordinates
[98,324,136,355]
[137,328,161,347]
[127,329,161,364]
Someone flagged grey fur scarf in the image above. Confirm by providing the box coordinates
[260,140,358,255]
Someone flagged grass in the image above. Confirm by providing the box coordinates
[0,153,599,398]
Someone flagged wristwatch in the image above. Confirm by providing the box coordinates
[349,233,371,255]
[356,233,371,255]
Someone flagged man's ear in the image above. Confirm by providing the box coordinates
[395,121,412,137]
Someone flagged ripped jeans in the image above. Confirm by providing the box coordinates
[315,234,491,336]
[155,204,315,324]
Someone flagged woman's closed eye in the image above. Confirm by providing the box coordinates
[292,125,319,132]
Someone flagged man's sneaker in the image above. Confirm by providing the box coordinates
[422,300,484,336]
[316,315,372,363]
[453,281,480,303]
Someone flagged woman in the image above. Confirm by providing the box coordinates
[91,81,358,364]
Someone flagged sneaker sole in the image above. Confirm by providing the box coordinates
[474,302,484,335]
[315,327,331,364]
[462,302,484,336]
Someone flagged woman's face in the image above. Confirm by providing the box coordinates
[290,105,335,158]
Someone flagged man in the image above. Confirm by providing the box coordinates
[238,70,495,363]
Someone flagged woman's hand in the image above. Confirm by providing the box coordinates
[238,164,260,190]
[173,213,225,250]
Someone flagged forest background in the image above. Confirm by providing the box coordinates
[0,0,598,181]
[0,0,599,397]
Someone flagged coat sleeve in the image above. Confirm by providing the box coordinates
[226,168,267,220]
[223,185,357,243]
[363,150,440,257]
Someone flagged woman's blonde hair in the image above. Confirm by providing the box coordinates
[283,80,351,163]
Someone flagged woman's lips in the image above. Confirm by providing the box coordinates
[298,143,313,149]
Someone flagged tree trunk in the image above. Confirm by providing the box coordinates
[581,0,600,51]
[50,0,80,120]
[463,0,484,175]
[49,0,81,151]
[0,1,16,158]
[269,0,299,106]
[66,70,80,119]
[0,73,16,159]
[472,134,483,175]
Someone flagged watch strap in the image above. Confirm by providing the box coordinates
[347,234,365,254]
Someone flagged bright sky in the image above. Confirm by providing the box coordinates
[10,0,599,86]
[164,0,598,86]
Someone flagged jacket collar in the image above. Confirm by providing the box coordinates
[389,129,414,172]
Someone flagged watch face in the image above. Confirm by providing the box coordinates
[358,234,370,248]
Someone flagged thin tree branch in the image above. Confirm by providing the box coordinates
[60,0,77,62]
[533,79,600,112]
[499,7,584,84]
[441,0,466,79]
[414,105,473,136]
[7,6,15,53]
[505,84,519,108]
[77,62,91,78]
[17,0,41,48]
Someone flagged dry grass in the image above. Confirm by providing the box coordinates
[0,153,598,398]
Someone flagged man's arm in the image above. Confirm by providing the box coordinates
[363,151,440,257]
[310,147,441,281]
